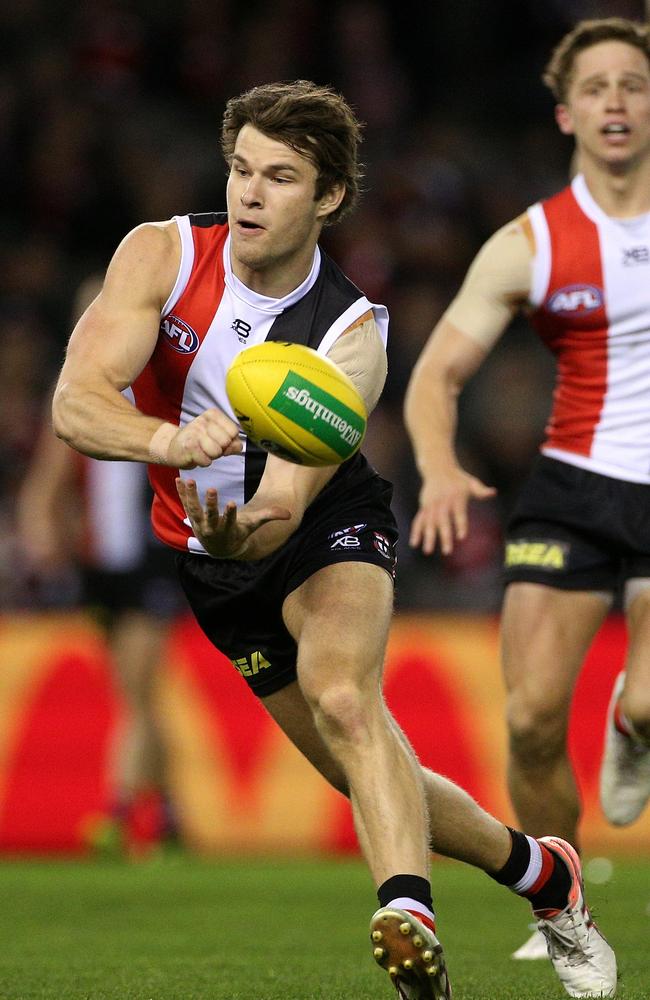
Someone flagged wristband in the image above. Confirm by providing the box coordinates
[148,422,178,464]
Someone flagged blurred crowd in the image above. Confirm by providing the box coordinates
[2,0,644,612]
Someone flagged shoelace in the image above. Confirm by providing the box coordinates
[539,912,594,968]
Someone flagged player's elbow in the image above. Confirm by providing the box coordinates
[51,381,80,446]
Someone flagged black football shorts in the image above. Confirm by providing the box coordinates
[503,455,650,591]
[176,473,398,697]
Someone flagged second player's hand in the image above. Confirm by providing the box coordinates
[176,479,292,559]
[168,409,243,469]
[409,468,496,556]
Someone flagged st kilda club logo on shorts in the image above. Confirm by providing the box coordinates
[160,315,200,354]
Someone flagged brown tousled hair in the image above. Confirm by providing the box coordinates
[221,80,363,225]
[543,17,650,103]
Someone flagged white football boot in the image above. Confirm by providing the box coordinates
[535,837,617,997]
[511,924,549,960]
[370,907,452,999]
[600,671,650,825]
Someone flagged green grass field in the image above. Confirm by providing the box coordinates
[0,853,647,999]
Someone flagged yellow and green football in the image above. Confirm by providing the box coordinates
[226,341,367,467]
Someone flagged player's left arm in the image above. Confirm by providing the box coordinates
[176,312,387,560]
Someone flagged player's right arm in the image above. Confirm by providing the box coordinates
[52,222,241,469]
[404,215,534,555]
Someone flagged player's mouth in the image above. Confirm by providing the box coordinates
[236,219,266,234]
[601,122,631,139]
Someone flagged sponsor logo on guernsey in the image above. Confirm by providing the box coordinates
[547,284,603,315]
[231,650,271,678]
[622,246,650,267]
[269,373,364,458]
[505,540,569,571]
[232,318,252,342]
[161,314,200,354]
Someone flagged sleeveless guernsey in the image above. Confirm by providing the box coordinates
[528,174,650,484]
[132,213,389,552]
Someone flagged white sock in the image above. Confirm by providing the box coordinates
[386,896,435,924]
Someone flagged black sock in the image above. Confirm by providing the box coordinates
[377,873,434,913]
[489,828,531,886]
[487,828,571,912]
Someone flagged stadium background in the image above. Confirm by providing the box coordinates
[1,0,649,856]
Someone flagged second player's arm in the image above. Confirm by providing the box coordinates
[404,217,533,555]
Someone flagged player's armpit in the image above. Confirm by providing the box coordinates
[327,314,387,413]
[443,214,534,350]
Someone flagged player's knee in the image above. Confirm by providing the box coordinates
[507,698,567,765]
[311,681,371,744]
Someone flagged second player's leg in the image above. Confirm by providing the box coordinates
[502,582,610,845]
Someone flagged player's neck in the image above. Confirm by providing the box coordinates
[581,156,650,218]
[230,243,318,299]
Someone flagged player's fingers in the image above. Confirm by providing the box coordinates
[176,478,203,521]
[409,512,424,549]
[437,509,456,556]
[256,505,292,526]
[421,515,440,556]
[203,407,241,438]
[204,488,221,527]
[452,500,468,542]
[470,477,497,499]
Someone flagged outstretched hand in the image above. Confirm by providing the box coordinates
[409,467,496,556]
[176,479,292,559]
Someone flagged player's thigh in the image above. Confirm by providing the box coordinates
[624,579,650,708]
[502,582,610,713]
[282,561,394,698]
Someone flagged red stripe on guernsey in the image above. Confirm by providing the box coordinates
[528,842,555,896]
[530,187,609,456]
[132,220,228,549]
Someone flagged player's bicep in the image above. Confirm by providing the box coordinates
[444,216,533,351]
[326,313,387,413]
[60,222,179,391]
[411,317,490,390]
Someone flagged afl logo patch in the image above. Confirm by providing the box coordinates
[161,315,200,354]
[547,284,604,315]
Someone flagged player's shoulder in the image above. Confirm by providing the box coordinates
[107,220,181,298]
[479,211,536,262]
[117,219,180,261]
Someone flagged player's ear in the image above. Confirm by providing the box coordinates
[555,103,574,136]
[317,182,345,221]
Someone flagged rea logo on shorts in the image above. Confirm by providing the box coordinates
[231,651,271,678]
[547,285,604,315]
[160,315,200,354]
[505,540,569,570]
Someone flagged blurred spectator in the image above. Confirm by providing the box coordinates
[15,278,186,857]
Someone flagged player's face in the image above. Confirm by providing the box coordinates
[226,125,344,296]
[556,41,650,170]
